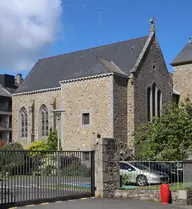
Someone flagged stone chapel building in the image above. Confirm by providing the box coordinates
[171,38,192,104]
[12,20,174,150]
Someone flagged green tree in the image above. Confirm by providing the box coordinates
[135,102,192,161]
[47,129,58,151]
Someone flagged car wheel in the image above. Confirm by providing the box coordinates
[136,175,148,186]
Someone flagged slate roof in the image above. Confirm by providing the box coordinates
[0,85,11,97]
[171,42,192,66]
[16,36,148,94]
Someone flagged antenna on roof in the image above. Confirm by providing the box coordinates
[100,8,102,46]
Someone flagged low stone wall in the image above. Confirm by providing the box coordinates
[114,189,187,205]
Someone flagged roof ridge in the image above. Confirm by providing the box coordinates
[39,36,148,61]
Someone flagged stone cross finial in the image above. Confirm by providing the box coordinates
[150,17,156,32]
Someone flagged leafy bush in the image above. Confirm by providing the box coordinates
[0,140,6,148]
[26,140,48,152]
[47,130,58,151]
[135,102,192,161]
[0,142,34,175]
[2,142,24,151]
[61,161,91,177]
[42,165,56,176]
[26,140,48,159]
[2,157,33,175]
[122,173,131,185]
[0,142,25,168]
[60,155,80,168]
[120,141,135,161]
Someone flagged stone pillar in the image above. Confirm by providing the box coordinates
[49,97,56,131]
[95,138,120,198]
[127,73,135,151]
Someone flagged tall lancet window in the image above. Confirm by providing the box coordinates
[40,105,49,137]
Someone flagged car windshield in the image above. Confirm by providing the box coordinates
[130,162,149,170]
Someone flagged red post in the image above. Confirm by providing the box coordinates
[160,184,171,204]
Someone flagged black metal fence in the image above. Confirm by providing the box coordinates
[120,161,185,189]
[0,150,95,207]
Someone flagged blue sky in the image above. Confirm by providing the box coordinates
[2,0,192,78]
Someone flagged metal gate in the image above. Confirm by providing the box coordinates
[0,150,95,207]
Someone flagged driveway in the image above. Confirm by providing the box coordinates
[14,198,191,209]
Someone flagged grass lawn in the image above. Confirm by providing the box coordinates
[121,182,185,191]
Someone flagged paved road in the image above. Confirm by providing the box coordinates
[14,198,191,209]
[0,177,91,204]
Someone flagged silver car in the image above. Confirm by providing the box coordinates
[120,161,169,186]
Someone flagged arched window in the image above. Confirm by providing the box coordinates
[147,87,151,121]
[157,90,162,117]
[152,83,157,117]
[19,107,28,138]
[147,83,162,121]
[40,105,49,137]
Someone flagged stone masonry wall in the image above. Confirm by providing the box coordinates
[114,189,186,205]
[113,75,128,143]
[95,138,120,198]
[134,37,173,128]
[173,63,192,104]
[60,76,114,151]
[12,90,60,148]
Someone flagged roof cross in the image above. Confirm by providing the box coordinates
[150,17,156,32]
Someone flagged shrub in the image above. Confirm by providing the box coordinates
[0,142,34,175]
[26,140,48,152]
[2,142,24,151]
[0,142,25,167]
[2,157,33,175]
[122,173,131,185]
[42,165,56,176]
[60,155,80,168]
[0,140,6,148]
[135,102,192,161]
[47,130,58,151]
[26,140,48,158]
[61,161,91,177]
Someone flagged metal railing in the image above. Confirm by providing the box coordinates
[119,161,192,191]
[0,150,95,207]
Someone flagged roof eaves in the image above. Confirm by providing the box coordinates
[12,87,61,97]
[130,31,155,73]
[170,59,192,66]
[59,73,114,84]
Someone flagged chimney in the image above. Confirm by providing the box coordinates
[15,73,22,87]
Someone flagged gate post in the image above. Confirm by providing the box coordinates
[95,138,120,198]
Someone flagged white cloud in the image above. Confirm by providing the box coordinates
[0,0,63,72]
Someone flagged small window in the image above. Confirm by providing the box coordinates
[82,113,90,125]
